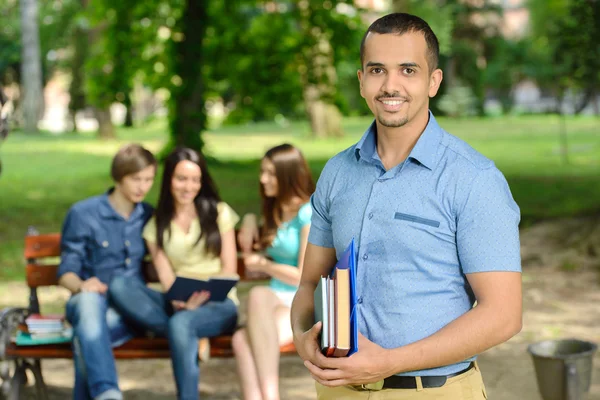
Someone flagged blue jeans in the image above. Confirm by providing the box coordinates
[109,276,238,400]
[66,292,134,400]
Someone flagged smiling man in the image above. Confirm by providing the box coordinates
[291,13,522,399]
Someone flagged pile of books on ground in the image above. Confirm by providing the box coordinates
[16,314,72,345]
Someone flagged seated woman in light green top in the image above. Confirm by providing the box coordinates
[109,147,239,400]
[232,144,315,400]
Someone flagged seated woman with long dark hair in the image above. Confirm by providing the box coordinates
[232,144,315,400]
[109,147,239,400]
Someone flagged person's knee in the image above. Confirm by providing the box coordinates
[68,292,105,339]
[247,286,275,313]
[231,328,247,355]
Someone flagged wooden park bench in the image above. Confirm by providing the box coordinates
[0,231,296,400]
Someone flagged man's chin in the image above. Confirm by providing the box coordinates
[377,116,409,128]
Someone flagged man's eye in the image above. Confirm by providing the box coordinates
[404,68,415,75]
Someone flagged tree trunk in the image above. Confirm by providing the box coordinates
[297,2,344,138]
[392,0,412,12]
[165,0,207,154]
[574,88,593,115]
[123,92,133,127]
[19,0,43,133]
[68,16,88,133]
[94,108,115,139]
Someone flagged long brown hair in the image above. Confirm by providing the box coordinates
[155,147,222,256]
[260,144,315,248]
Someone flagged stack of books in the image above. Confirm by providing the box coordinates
[16,314,72,345]
[314,239,358,357]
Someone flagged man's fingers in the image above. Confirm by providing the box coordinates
[310,321,322,337]
[304,360,346,381]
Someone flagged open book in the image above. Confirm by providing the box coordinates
[314,239,358,357]
[165,276,239,302]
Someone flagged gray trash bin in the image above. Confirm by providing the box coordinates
[528,339,597,400]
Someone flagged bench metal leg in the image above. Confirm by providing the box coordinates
[2,359,49,400]
[29,359,48,400]
[7,360,25,400]
[0,360,10,397]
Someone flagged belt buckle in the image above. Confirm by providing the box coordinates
[360,380,384,391]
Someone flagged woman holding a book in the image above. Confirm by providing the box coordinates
[232,143,315,400]
[109,147,239,400]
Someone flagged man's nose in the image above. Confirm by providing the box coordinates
[381,71,404,95]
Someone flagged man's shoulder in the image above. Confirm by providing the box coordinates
[438,128,494,172]
[320,144,358,177]
[69,194,105,215]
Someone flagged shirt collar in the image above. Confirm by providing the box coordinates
[99,187,145,221]
[355,111,443,170]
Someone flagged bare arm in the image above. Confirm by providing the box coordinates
[388,271,522,373]
[237,213,259,253]
[291,242,337,359]
[58,272,84,294]
[146,240,177,291]
[259,224,311,286]
[219,228,238,276]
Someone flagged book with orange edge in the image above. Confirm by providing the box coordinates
[313,238,358,357]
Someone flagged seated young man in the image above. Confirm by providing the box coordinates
[57,144,156,400]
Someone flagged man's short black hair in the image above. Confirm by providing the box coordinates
[360,13,440,73]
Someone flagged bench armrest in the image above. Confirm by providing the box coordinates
[0,307,27,360]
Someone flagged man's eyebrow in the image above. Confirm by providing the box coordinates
[365,61,421,68]
[399,62,420,68]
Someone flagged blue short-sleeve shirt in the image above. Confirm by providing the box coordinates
[308,112,521,376]
[57,189,154,285]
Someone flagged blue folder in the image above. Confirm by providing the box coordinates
[165,276,239,302]
[331,238,359,356]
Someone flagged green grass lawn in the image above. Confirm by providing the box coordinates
[1,115,599,280]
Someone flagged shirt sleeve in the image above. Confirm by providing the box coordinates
[456,166,521,274]
[217,202,240,233]
[308,160,337,248]
[58,207,89,280]
[298,202,313,227]
[143,217,157,244]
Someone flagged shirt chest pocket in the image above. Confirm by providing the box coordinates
[90,237,119,266]
[394,212,440,228]
[390,211,456,255]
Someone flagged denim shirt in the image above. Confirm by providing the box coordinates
[57,189,153,285]
[309,112,521,376]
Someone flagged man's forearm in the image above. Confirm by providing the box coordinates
[389,303,522,374]
[58,272,83,295]
[291,283,317,339]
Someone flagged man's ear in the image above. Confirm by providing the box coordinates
[357,69,365,98]
[428,68,443,98]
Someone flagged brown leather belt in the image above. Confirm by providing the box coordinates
[382,363,474,389]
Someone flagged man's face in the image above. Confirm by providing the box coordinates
[357,32,442,129]
[116,165,156,203]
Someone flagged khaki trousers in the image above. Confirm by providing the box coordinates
[316,362,488,399]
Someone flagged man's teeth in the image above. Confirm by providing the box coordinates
[382,100,403,105]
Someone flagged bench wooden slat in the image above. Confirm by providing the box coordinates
[26,264,59,288]
[6,336,296,360]
[24,234,61,259]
